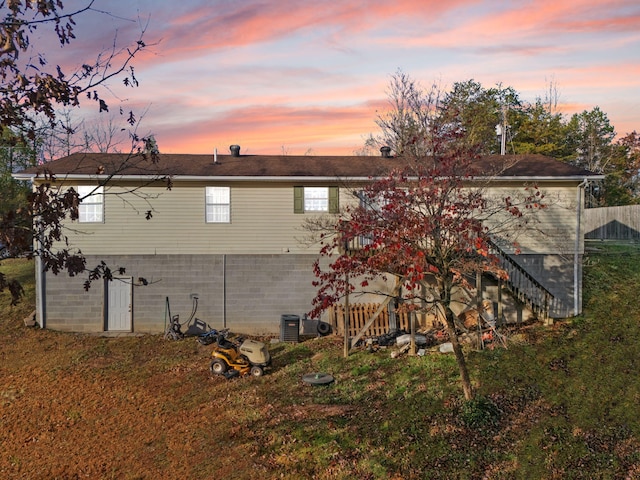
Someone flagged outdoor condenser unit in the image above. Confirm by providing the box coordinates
[280,314,300,343]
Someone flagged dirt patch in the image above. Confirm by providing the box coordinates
[0,322,252,478]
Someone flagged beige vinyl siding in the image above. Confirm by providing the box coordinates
[485,183,580,255]
[55,179,582,257]
[63,182,344,255]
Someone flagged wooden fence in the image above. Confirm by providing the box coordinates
[584,205,640,241]
[330,303,411,338]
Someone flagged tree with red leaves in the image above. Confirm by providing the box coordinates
[312,71,546,399]
[310,154,543,400]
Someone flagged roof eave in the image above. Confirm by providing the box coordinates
[13,173,605,183]
[472,174,605,182]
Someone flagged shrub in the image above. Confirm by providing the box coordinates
[460,396,501,430]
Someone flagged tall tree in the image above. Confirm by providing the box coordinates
[36,110,129,161]
[0,126,36,215]
[0,0,144,141]
[366,69,442,158]
[439,80,525,155]
[439,79,498,154]
[0,1,157,304]
[310,154,543,400]
[35,109,86,161]
[315,75,544,399]
[369,72,640,206]
[81,115,129,153]
[564,107,616,174]
[563,107,618,206]
[602,131,640,206]
[511,98,569,159]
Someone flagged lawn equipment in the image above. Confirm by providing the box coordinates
[197,328,220,345]
[164,295,216,342]
[209,329,271,378]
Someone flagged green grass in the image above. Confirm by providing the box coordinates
[2,245,640,478]
[464,242,640,479]
[0,257,35,324]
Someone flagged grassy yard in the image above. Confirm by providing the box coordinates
[1,245,639,479]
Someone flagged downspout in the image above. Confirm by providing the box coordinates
[36,254,46,327]
[35,220,46,328]
[223,254,227,328]
[574,179,588,316]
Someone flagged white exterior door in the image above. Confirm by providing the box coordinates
[107,277,132,331]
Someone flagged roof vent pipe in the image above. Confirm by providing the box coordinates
[380,146,392,158]
[230,144,240,157]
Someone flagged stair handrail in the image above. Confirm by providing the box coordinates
[344,235,555,319]
[487,239,554,319]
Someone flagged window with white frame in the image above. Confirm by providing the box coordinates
[205,186,231,223]
[294,186,339,213]
[304,186,329,211]
[358,190,387,246]
[78,186,104,223]
[359,190,389,212]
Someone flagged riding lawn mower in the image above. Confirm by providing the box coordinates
[209,329,271,378]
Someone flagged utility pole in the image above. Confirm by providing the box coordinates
[500,104,507,155]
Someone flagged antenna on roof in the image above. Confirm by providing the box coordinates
[499,105,507,155]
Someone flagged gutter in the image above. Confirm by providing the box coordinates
[13,173,606,183]
[574,178,589,316]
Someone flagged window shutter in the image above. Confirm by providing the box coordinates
[329,186,339,213]
[294,186,304,213]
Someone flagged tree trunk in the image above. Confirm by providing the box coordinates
[443,305,474,400]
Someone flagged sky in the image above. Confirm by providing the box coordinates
[33,0,640,156]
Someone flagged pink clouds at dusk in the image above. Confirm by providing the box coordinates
[37,0,640,155]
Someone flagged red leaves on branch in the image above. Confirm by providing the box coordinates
[310,154,540,318]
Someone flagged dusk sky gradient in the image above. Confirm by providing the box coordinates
[45,0,640,155]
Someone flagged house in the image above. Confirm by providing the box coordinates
[14,148,602,335]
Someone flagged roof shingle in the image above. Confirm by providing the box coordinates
[18,152,598,180]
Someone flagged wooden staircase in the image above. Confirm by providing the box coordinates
[487,240,554,320]
[341,236,557,321]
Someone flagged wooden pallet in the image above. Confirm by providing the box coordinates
[330,303,410,338]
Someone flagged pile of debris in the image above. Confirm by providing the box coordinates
[364,328,447,356]
[364,307,509,357]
